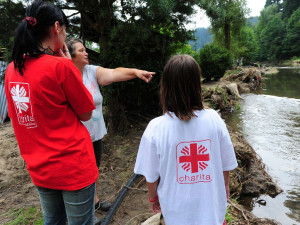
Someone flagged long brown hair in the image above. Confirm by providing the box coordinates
[160,54,204,121]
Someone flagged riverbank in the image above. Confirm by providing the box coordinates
[0,66,282,225]
[278,58,300,67]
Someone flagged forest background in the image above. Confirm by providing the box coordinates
[0,0,300,132]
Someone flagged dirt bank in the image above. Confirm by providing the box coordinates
[0,66,282,225]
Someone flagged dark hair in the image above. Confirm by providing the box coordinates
[13,0,68,75]
[66,38,83,57]
[160,54,204,121]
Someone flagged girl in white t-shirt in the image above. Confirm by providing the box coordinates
[134,55,238,225]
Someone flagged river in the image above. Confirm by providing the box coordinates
[225,67,300,225]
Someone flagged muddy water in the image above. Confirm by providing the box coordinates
[226,68,300,225]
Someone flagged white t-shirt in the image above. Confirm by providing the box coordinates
[134,109,238,225]
[82,65,107,142]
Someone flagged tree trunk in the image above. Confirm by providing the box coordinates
[99,0,129,134]
[106,94,129,135]
[224,18,230,50]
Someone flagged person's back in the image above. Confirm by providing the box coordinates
[134,55,238,225]
[5,55,98,190]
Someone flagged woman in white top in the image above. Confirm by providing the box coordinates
[66,38,154,212]
[134,55,238,225]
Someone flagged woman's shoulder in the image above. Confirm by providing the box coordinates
[143,115,165,138]
[83,64,98,77]
[38,55,75,69]
[197,108,220,117]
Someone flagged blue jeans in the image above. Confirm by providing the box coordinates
[35,183,95,225]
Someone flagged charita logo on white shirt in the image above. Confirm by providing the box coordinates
[9,82,37,128]
[176,140,212,184]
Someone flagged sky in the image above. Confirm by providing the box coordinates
[186,0,266,29]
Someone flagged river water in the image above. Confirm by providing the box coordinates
[225,68,300,225]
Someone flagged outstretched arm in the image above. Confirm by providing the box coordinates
[96,67,155,86]
[147,179,161,214]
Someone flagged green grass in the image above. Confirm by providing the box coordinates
[235,102,241,111]
[2,207,43,225]
[224,68,243,77]
[225,208,233,224]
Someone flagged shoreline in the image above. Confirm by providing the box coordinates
[202,66,282,224]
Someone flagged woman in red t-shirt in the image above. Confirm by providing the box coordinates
[5,0,99,224]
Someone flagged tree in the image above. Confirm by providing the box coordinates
[282,0,300,19]
[256,4,279,35]
[197,0,248,50]
[231,26,259,64]
[260,13,285,61]
[282,7,300,58]
[264,0,283,11]
[198,43,231,81]
[256,4,281,61]
[0,0,25,61]
[100,0,197,132]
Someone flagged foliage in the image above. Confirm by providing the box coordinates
[197,0,249,50]
[176,44,196,56]
[282,8,300,58]
[264,0,283,11]
[225,208,233,223]
[254,0,300,61]
[198,43,231,81]
[2,207,43,225]
[99,0,196,120]
[255,4,283,61]
[256,4,279,37]
[0,0,25,61]
[231,26,259,64]
[259,13,285,61]
[282,0,300,19]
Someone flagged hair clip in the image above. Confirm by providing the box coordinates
[23,17,37,26]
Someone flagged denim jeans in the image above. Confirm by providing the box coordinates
[35,182,95,225]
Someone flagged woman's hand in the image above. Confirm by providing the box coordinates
[135,70,155,83]
[57,43,71,59]
[150,199,161,214]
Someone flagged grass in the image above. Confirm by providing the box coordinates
[280,56,300,66]
[224,67,243,77]
[2,207,43,225]
[235,102,241,111]
[225,208,233,224]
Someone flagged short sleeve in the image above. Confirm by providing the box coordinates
[59,60,95,115]
[134,127,160,183]
[214,111,238,171]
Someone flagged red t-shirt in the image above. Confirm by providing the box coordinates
[5,55,98,191]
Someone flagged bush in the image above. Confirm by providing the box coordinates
[197,44,232,81]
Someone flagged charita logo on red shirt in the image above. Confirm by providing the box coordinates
[9,82,37,128]
[176,140,212,184]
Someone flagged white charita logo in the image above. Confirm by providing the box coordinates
[11,85,30,113]
[9,82,37,128]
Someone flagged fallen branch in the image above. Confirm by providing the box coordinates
[136,177,146,188]
[124,186,148,192]
[228,199,249,225]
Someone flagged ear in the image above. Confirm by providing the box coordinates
[53,21,60,35]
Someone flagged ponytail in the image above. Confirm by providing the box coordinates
[12,0,68,75]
